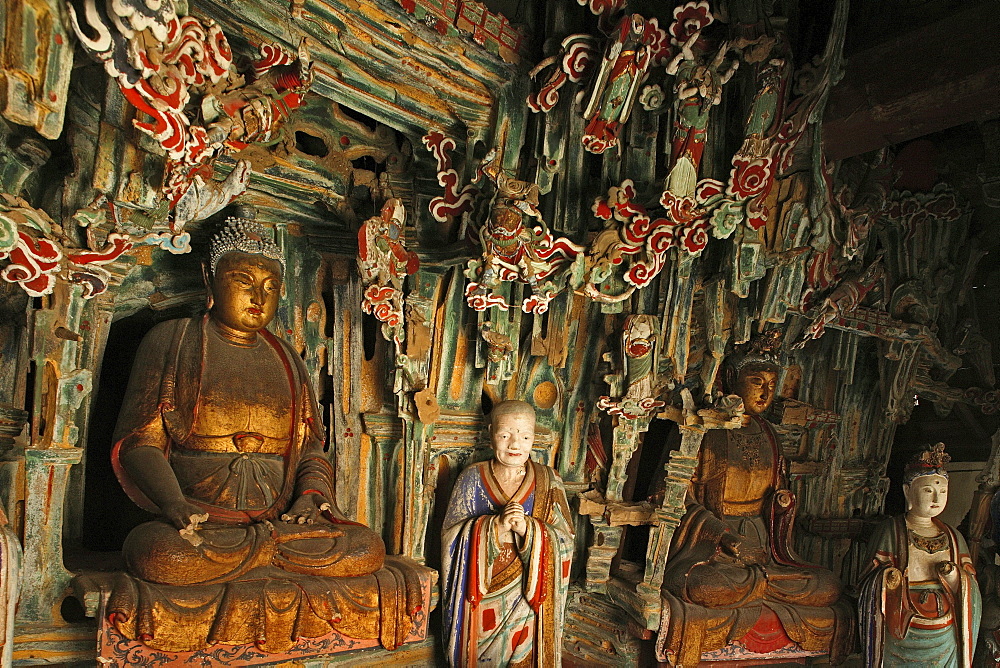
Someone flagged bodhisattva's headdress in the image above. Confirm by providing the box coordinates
[209,215,285,274]
[723,330,783,389]
[903,442,951,484]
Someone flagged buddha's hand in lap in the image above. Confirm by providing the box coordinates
[281,493,334,525]
[720,531,742,560]
[161,499,210,530]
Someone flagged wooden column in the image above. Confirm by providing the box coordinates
[16,447,81,623]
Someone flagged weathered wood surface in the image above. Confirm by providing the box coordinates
[824,5,1000,160]
[0,0,74,139]
[194,0,513,139]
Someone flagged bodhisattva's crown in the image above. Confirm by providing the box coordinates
[209,216,285,274]
[903,442,951,484]
[730,329,783,375]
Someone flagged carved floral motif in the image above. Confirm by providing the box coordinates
[669,2,713,45]
[596,396,665,420]
[584,178,724,300]
[1,232,63,298]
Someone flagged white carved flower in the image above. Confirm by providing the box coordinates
[639,84,665,111]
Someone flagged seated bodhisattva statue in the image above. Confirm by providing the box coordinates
[659,342,853,665]
[107,216,421,653]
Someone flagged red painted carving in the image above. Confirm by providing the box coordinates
[358,199,420,345]
[1,231,63,297]
[576,0,627,17]
[68,0,313,231]
[463,149,583,314]
[422,131,480,223]
[527,36,596,113]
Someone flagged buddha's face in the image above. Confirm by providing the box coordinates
[735,367,778,415]
[904,474,948,519]
[210,252,282,333]
[490,411,535,469]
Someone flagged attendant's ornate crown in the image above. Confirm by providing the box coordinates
[209,215,285,273]
[903,442,951,484]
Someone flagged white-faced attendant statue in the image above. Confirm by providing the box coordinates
[859,443,981,667]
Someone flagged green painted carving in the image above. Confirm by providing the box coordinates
[0,0,74,139]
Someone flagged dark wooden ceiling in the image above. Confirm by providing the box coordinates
[825,0,1000,466]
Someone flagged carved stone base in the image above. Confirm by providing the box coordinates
[72,560,437,667]
[654,602,833,666]
[561,586,644,668]
[698,640,825,663]
[96,621,435,667]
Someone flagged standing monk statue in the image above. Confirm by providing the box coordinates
[107,215,422,653]
[441,401,574,666]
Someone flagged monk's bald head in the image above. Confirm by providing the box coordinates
[488,401,536,429]
[488,401,535,468]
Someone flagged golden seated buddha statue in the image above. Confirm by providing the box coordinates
[658,343,853,665]
[101,216,422,654]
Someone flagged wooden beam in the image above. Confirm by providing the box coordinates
[823,5,1000,161]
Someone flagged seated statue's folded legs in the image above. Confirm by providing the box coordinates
[123,519,384,586]
[272,520,386,577]
[764,563,843,607]
[124,521,276,585]
[669,560,768,608]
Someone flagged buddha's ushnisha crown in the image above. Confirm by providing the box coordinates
[209,217,285,274]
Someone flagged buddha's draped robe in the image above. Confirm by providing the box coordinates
[658,417,852,665]
[441,460,573,667]
[107,316,422,653]
[859,516,981,667]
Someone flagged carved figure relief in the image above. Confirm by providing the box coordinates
[663,32,738,196]
[597,314,666,418]
[799,256,886,345]
[358,198,419,345]
[464,147,582,314]
[580,14,654,155]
